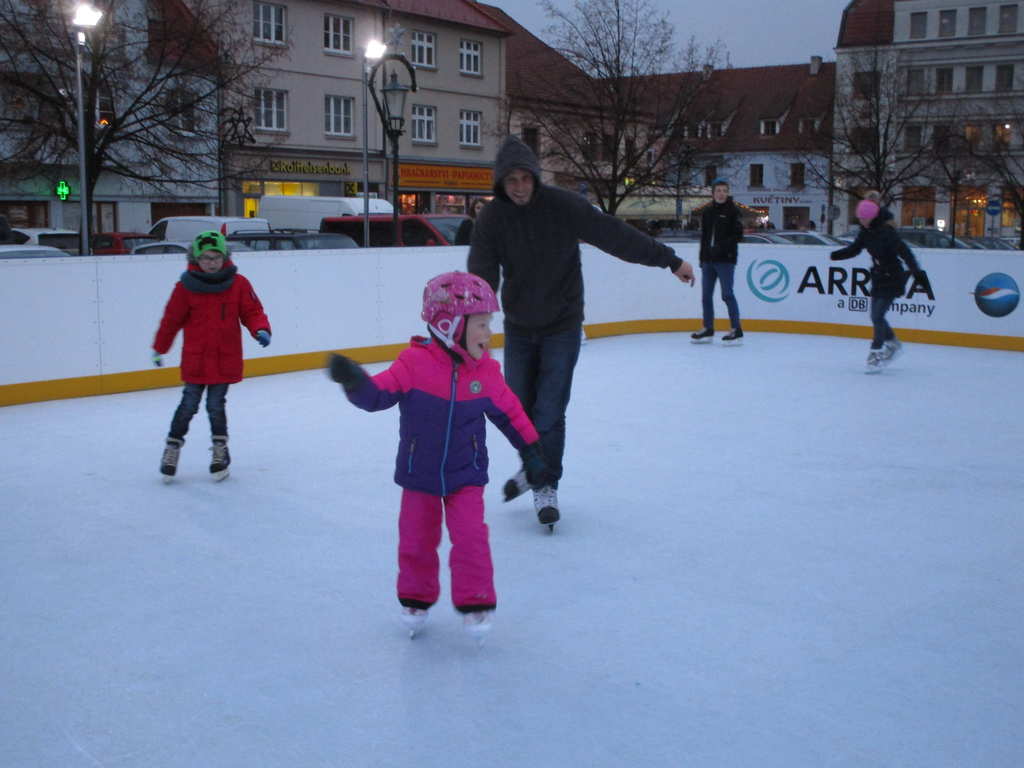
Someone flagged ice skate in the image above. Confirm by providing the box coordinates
[881,338,902,363]
[209,436,231,481]
[160,438,183,483]
[462,609,493,646]
[503,469,529,502]
[534,486,559,531]
[690,327,714,344]
[722,328,744,346]
[864,350,885,374]
[401,607,429,638]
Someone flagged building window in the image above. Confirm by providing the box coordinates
[323,15,353,54]
[910,11,928,39]
[704,166,717,186]
[798,117,819,134]
[790,163,805,188]
[996,64,1015,91]
[522,126,539,155]
[853,70,879,98]
[965,65,984,93]
[253,2,285,44]
[712,122,725,137]
[459,109,481,145]
[994,122,1013,148]
[969,7,987,35]
[411,104,436,142]
[932,124,952,152]
[165,90,196,133]
[324,95,353,136]
[904,125,923,151]
[939,9,957,37]
[999,4,1019,33]
[411,31,435,68]
[697,121,710,138]
[907,68,926,95]
[255,88,287,131]
[759,119,778,136]
[935,67,954,93]
[964,123,982,147]
[459,39,481,75]
[749,164,764,187]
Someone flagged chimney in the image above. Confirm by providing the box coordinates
[810,55,822,76]
[702,64,713,80]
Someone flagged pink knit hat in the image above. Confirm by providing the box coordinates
[855,200,880,221]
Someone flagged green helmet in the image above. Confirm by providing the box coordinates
[190,230,228,263]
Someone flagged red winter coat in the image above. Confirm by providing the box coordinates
[153,261,271,384]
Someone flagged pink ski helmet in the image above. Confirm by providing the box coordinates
[855,199,880,222]
[421,271,500,350]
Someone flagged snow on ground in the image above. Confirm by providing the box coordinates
[1,332,1021,767]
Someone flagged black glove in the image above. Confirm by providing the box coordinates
[829,249,844,260]
[327,353,368,392]
[519,442,549,488]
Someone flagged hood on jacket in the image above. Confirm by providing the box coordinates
[493,135,541,201]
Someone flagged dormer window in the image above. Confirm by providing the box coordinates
[798,117,820,134]
[760,119,779,136]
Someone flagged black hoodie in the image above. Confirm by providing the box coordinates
[468,136,683,333]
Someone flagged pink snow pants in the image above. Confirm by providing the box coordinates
[397,485,496,610]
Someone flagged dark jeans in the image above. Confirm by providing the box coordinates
[168,383,229,441]
[870,294,896,349]
[701,261,741,330]
[502,322,582,488]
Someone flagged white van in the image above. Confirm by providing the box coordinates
[258,196,393,231]
[149,216,270,242]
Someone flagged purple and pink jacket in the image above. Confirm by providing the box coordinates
[346,337,539,496]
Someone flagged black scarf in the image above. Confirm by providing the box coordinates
[180,263,237,294]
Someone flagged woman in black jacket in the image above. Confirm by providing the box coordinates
[830,200,924,373]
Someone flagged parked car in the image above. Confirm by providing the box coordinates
[655,230,701,243]
[741,232,789,244]
[149,216,271,242]
[959,235,1019,250]
[258,195,393,231]
[770,230,847,246]
[92,232,159,254]
[132,240,192,255]
[892,227,973,248]
[320,214,467,247]
[226,231,359,251]
[0,244,69,259]
[9,228,79,253]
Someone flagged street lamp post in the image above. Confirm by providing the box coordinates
[367,54,416,247]
[362,40,386,247]
[72,2,102,256]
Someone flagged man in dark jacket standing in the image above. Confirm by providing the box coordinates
[691,179,744,345]
[468,135,694,528]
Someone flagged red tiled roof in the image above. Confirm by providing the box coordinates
[352,0,509,34]
[836,0,894,48]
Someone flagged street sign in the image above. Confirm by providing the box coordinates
[986,197,1002,216]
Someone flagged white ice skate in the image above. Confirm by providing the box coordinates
[160,438,183,483]
[401,607,429,638]
[462,610,493,647]
[881,338,902,363]
[503,469,529,502]
[534,486,559,531]
[865,349,885,374]
[209,437,230,482]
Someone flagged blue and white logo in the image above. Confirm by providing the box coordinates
[746,259,791,303]
[973,273,1019,317]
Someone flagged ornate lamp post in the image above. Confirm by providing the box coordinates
[368,54,416,246]
[362,40,386,246]
[72,2,102,256]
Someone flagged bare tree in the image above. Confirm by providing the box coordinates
[0,0,283,228]
[972,99,1024,247]
[807,47,937,209]
[510,0,727,214]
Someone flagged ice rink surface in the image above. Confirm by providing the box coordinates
[2,331,1021,767]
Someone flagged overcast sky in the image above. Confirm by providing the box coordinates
[482,0,855,69]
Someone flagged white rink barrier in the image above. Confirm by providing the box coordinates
[1,243,1021,405]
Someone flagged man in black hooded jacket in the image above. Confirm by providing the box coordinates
[468,135,694,527]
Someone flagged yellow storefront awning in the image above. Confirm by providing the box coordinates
[613,196,703,219]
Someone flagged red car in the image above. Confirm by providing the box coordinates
[92,232,159,255]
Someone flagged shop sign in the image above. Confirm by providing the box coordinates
[399,163,493,190]
[270,159,352,176]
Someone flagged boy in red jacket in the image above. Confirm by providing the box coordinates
[152,231,271,482]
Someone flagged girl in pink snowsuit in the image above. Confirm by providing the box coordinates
[327,272,547,639]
